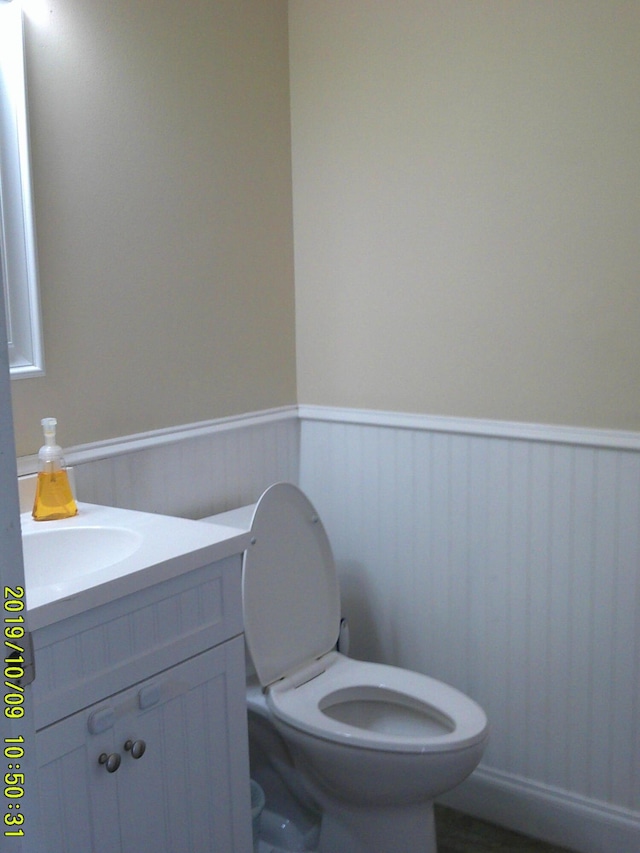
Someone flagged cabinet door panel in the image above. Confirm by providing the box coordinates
[116,638,252,853]
[37,714,121,853]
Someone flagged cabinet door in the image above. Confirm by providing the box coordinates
[37,636,252,853]
[116,636,253,853]
[36,711,122,853]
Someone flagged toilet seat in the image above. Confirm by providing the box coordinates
[242,483,341,687]
[267,651,488,754]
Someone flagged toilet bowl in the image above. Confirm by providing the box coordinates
[204,483,488,853]
[268,651,487,806]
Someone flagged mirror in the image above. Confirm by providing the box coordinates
[0,0,44,378]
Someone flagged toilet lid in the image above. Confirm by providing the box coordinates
[243,483,341,687]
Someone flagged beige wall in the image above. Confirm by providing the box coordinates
[11,1,640,457]
[11,0,296,456]
[290,1,640,431]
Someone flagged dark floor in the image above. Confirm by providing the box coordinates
[435,806,576,853]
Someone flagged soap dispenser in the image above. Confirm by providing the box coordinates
[32,418,78,521]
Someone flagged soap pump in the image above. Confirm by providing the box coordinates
[32,418,78,521]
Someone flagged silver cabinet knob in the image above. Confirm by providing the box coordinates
[124,739,146,759]
[98,752,121,773]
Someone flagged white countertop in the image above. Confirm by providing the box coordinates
[22,502,251,630]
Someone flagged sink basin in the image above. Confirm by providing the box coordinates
[22,526,143,589]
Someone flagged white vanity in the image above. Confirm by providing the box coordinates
[23,503,254,853]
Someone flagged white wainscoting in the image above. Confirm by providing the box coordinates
[18,407,300,520]
[17,403,640,851]
[298,406,640,853]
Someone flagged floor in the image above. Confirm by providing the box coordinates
[257,805,579,853]
[435,806,577,853]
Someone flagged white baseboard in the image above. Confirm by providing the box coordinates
[439,765,640,853]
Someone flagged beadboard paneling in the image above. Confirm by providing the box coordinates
[70,410,299,518]
[298,412,640,852]
[19,404,639,851]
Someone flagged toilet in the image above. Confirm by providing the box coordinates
[203,483,488,853]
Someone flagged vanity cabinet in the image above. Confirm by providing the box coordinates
[32,555,253,853]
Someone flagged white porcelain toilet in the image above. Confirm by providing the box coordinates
[204,483,488,853]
